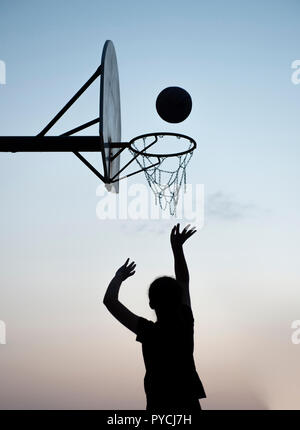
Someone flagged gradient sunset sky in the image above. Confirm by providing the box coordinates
[1,0,300,409]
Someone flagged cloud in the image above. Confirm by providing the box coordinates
[206,191,256,221]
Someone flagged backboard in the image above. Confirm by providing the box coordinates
[100,40,121,192]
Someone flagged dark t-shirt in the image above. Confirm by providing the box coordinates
[136,304,206,409]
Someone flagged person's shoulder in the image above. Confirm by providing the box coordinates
[137,316,155,329]
[135,317,155,343]
[180,303,194,323]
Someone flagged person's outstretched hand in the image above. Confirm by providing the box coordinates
[115,258,136,281]
[170,223,197,249]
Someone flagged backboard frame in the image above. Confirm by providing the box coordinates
[100,40,121,192]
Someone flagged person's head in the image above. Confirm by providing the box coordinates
[148,276,182,313]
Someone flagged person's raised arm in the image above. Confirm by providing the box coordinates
[170,224,197,308]
[103,258,139,334]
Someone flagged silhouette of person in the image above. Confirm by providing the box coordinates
[103,224,206,413]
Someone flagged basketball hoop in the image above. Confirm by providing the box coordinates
[129,133,196,215]
[0,41,198,216]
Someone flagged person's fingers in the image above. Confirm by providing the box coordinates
[176,223,180,235]
[170,225,176,236]
[124,258,130,267]
[186,229,197,238]
[128,270,135,277]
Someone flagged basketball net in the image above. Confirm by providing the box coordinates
[129,134,194,215]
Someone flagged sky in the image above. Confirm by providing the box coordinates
[0,0,300,410]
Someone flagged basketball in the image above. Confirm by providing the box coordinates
[156,87,192,123]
